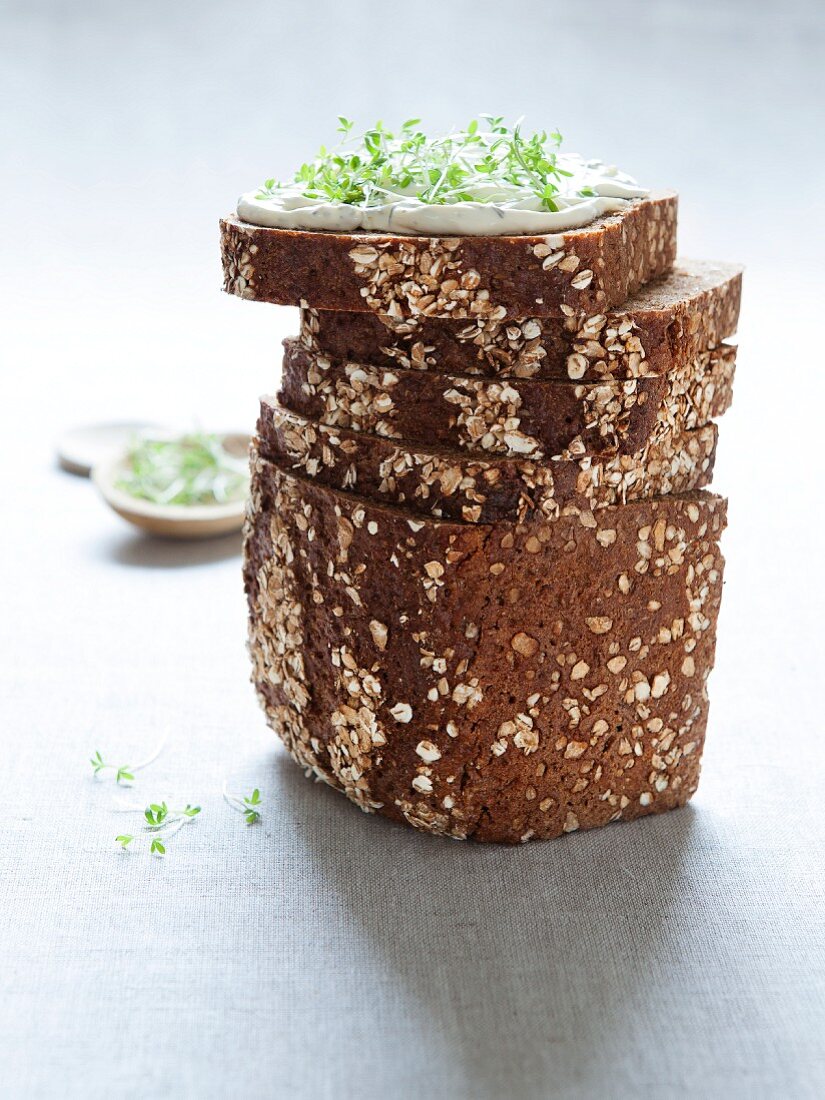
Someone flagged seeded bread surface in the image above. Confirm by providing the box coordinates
[258,400,719,523]
[244,455,726,843]
[278,340,735,461]
[298,259,742,381]
[221,192,677,319]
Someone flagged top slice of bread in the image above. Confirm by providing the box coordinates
[221,191,677,319]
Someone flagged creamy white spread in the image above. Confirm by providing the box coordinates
[237,154,648,236]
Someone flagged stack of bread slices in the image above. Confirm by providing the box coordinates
[221,190,742,843]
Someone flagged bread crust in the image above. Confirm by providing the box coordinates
[297,259,742,381]
[244,455,726,843]
[278,340,734,461]
[221,192,677,319]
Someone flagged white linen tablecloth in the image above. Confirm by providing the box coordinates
[1,1,823,1096]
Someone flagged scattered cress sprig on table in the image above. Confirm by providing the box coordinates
[116,802,201,856]
[116,834,169,855]
[255,116,593,212]
[143,801,202,828]
[89,748,263,852]
[240,789,262,824]
[223,784,263,825]
[90,738,165,785]
[91,750,134,785]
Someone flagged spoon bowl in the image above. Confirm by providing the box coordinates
[92,432,251,540]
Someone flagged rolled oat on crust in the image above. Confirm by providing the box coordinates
[278,340,735,461]
[244,455,727,843]
[298,260,742,381]
[257,400,719,524]
[221,192,677,319]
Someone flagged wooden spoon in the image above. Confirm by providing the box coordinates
[92,432,251,540]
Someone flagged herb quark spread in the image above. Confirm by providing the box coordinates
[237,116,648,236]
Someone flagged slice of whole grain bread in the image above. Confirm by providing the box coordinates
[296,259,742,381]
[257,396,718,524]
[221,192,677,319]
[278,340,735,461]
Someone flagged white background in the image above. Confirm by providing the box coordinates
[1,1,823,1097]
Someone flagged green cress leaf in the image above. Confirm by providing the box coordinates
[255,116,574,212]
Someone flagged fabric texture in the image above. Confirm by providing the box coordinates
[2,2,824,1095]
